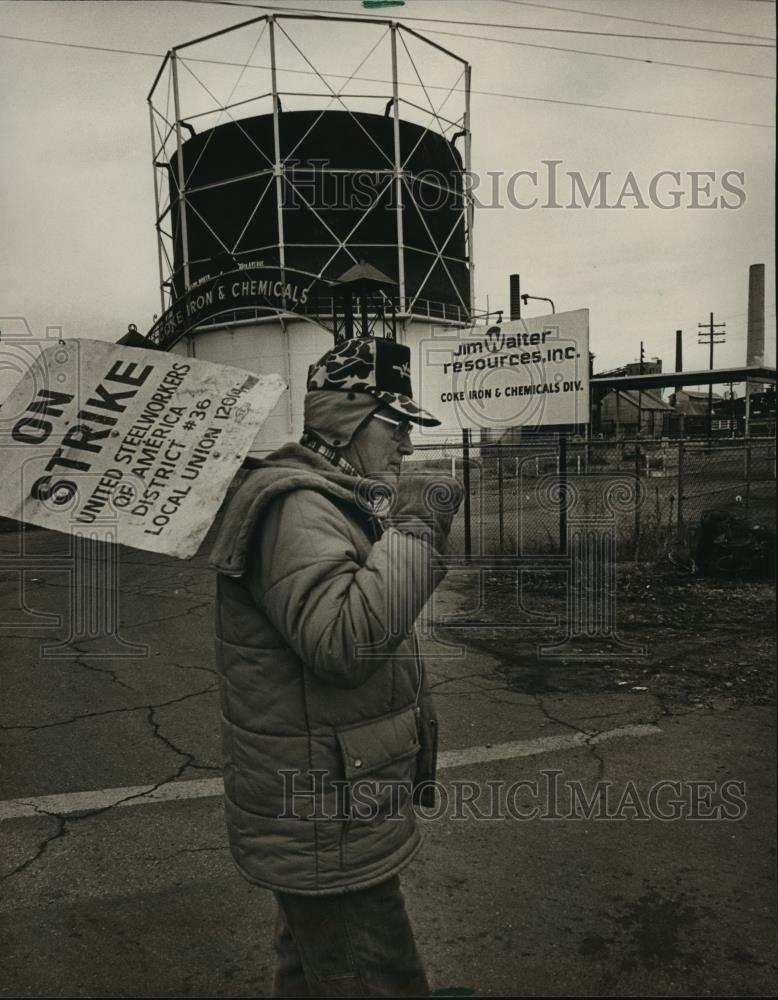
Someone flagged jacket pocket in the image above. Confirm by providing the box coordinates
[335,706,420,869]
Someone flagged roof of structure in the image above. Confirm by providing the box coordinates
[673,389,724,401]
[603,389,673,411]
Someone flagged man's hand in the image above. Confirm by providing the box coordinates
[386,472,464,554]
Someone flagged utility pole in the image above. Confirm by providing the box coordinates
[697,312,726,442]
[637,340,645,437]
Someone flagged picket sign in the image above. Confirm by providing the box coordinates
[0,339,286,558]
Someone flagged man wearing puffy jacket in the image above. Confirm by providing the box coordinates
[209,336,462,997]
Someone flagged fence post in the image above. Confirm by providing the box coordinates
[677,438,684,537]
[745,438,752,517]
[497,440,504,554]
[634,439,641,559]
[462,429,472,558]
[558,434,567,554]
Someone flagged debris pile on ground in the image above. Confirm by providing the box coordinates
[694,508,775,580]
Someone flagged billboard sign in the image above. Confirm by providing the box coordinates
[0,339,286,558]
[416,309,590,431]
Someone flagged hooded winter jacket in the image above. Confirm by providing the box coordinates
[209,443,445,896]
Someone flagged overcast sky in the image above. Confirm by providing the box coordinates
[0,0,774,401]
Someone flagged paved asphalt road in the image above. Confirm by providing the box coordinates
[1,525,775,997]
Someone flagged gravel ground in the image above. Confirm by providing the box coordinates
[440,565,776,715]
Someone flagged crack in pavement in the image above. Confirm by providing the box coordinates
[72,651,136,692]
[431,685,530,699]
[429,671,499,692]
[146,704,221,775]
[0,807,67,881]
[533,694,609,779]
[9,584,212,632]
[169,660,218,678]
[531,698,666,780]
[1,704,221,881]
[13,573,213,600]
[1,787,174,883]
[0,684,217,733]
[565,708,661,722]
[532,695,586,735]
[126,574,214,594]
[119,600,213,632]
[480,690,546,709]
[128,588,214,601]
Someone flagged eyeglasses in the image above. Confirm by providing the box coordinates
[372,413,414,441]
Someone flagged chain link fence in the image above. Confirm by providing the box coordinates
[408,436,776,561]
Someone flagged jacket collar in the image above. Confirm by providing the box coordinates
[300,429,361,478]
[209,442,368,577]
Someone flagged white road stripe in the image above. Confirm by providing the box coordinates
[437,724,662,769]
[0,777,222,822]
[0,723,661,822]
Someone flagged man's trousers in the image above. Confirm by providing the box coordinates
[272,875,430,997]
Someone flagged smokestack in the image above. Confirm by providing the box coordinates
[675,330,683,392]
[509,274,521,321]
[747,263,765,368]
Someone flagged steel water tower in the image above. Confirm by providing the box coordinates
[146,12,473,452]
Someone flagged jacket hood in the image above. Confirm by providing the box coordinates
[209,442,364,577]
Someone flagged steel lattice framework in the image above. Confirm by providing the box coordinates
[147,11,473,328]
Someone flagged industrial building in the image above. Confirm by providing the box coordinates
[599,388,673,438]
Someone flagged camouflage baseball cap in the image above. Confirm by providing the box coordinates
[306,336,441,426]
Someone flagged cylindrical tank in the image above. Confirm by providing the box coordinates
[168,110,470,319]
[170,315,454,455]
[150,16,473,454]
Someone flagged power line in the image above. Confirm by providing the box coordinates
[717,306,776,322]
[0,32,772,128]
[191,0,776,47]
[0,22,771,82]
[0,32,160,60]
[189,0,776,78]
[423,27,774,79]
[493,0,774,42]
[468,85,773,127]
